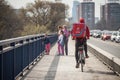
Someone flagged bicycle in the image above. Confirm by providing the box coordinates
[78,45,85,72]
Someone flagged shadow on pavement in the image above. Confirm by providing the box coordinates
[44,53,60,80]
[85,69,115,75]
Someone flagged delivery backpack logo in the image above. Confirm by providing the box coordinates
[72,23,86,38]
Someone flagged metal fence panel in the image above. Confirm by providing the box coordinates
[23,44,29,69]
[0,54,2,80]
[14,46,23,77]
[3,50,14,80]
[0,34,57,80]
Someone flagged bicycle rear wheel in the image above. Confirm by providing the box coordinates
[78,46,85,72]
[80,53,84,72]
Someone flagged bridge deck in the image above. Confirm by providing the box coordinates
[21,38,120,80]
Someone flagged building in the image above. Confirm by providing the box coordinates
[72,1,80,23]
[101,2,120,30]
[106,3,120,30]
[95,17,99,24]
[100,5,105,20]
[79,1,95,29]
[107,0,120,3]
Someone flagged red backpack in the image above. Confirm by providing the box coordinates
[72,23,86,39]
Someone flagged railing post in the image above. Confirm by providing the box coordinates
[38,36,41,58]
[26,39,30,70]
[10,42,15,80]
[41,36,45,56]
[35,37,38,62]
[31,38,35,65]
[19,40,24,76]
[0,46,3,80]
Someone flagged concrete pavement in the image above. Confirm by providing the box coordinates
[21,37,120,80]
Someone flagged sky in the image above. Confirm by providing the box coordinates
[5,0,106,18]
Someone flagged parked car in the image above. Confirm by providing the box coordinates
[101,31,112,41]
[111,31,117,41]
[115,31,120,43]
[90,31,94,36]
[92,30,101,38]
[93,32,102,38]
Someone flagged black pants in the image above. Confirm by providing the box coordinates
[84,40,88,57]
[64,39,68,55]
[75,38,88,64]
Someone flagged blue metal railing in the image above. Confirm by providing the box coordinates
[0,33,58,80]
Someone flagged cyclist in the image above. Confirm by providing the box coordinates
[72,18,90,68]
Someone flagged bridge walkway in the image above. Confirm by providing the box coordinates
[21,37,120,80]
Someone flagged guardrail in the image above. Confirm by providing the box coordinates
[0,33,58,80]
[88,43,120,75]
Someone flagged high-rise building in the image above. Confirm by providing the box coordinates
[95,17,99,24]
[107,0,120,3]
[72,1,80,23]
[101,2,120,30]
[106,3,120,30]
[100,5,105,20]
[79,1,95,29]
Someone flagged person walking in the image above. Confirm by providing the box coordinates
[62,25,69,55]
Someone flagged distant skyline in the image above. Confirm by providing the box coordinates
[5,0,106,18]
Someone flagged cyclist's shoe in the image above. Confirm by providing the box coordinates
[76,63,79,68]
[86,55,89,58]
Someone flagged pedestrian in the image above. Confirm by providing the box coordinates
[57,30,64,55]
[62,25,69,55]
[44,33,51,55]
[58,25,63,35]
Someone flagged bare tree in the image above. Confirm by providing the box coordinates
[0,1,23,40]
[26,0,50,27]
[49,2,66,31]
[0,0,69,40]
[26,1,68,32]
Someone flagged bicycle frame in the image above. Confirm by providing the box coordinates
[78,45,85,72]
